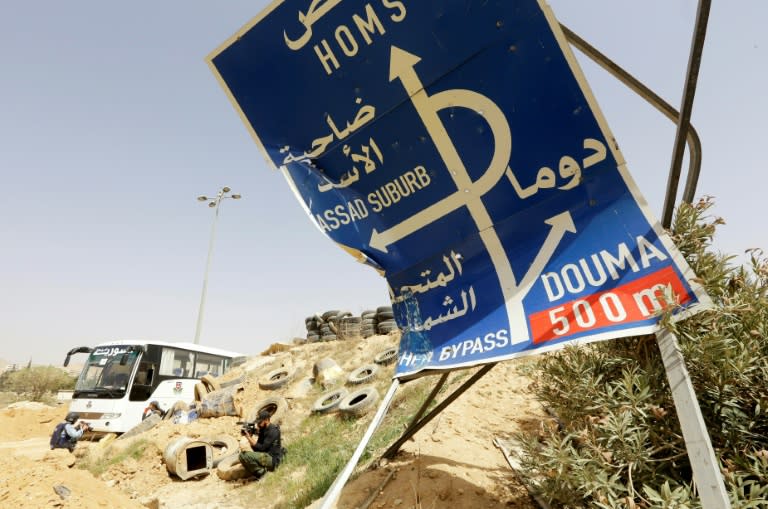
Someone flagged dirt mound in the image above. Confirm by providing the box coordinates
[0,334,546,508]
[0,403,68,441]
[0,449,145,508]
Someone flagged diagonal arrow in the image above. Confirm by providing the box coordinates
[517,211,577,293]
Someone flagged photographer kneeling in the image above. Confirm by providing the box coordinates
[50,412,91,452]
[239,410,284,479]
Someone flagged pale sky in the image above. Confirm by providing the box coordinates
[1,1,765,366]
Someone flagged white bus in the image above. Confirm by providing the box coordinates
[63,340,244,433]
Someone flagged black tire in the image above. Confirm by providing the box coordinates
[361,317,377,325]
[377,320,398,334]
[247,396,288,424]
[164,400,189,421]
[216,454,248,481]
[321,334,338,342]
[220,376,244,389]
[347,363,380,385]
[321,310,340,321]
[374,347,398,366]
[194,382,209,402]
[361,310,376,318]
[307,333,320,342]
[311,388,349,414]
[341,316,362,324]
[200,374,221,392]
[339,386,380,417]
[376,306,393,314]
[377,310,395,320]
[259,368,294,390]
[204,435,240,467]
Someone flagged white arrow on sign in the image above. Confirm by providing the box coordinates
[380,45,577,344]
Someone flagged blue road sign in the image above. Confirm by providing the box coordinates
[209,0,710,379]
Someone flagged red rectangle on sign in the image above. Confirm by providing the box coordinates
[530,266,691,344]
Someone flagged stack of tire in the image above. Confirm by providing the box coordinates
[306,310,360,342]
[376,305,399,334]
[318,310,339,341]
[360,309,377,338]
[305,315,321,342]
[338,315,362,340]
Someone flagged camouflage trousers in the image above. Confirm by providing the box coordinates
[238,450,273,477]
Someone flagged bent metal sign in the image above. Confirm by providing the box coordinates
[208,0,710,379]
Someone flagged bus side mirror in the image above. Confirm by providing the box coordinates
[63,346,92,367]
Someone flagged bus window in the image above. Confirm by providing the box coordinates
[133,362,155,386]
[159,348,196,377]
[129,362,157,402]
[194,353,227,378]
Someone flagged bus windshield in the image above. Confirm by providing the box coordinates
[74,345,139,395]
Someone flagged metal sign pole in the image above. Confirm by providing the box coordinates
[662,0,712,228]
[560,24,703,206]
[383,364,495,460]
[319,380,400,509]
[656,329,730,508]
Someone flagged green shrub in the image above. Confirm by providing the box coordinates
[0,366,75,401]
[516,197,768,508]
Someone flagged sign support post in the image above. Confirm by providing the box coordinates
[656,329,730,508]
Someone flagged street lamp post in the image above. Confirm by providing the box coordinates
[194,186,241,344]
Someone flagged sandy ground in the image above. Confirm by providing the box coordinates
[0,337,547,509]
[334,360,543,509]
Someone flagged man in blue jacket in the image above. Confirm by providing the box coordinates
[50,412,91,452]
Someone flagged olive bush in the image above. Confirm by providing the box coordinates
[0,366,75,402]
[516,197,768,508]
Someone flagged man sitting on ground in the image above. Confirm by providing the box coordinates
[142,400,166,420]
[238,410,284,478]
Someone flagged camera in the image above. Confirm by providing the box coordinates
[239,422,257,435]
